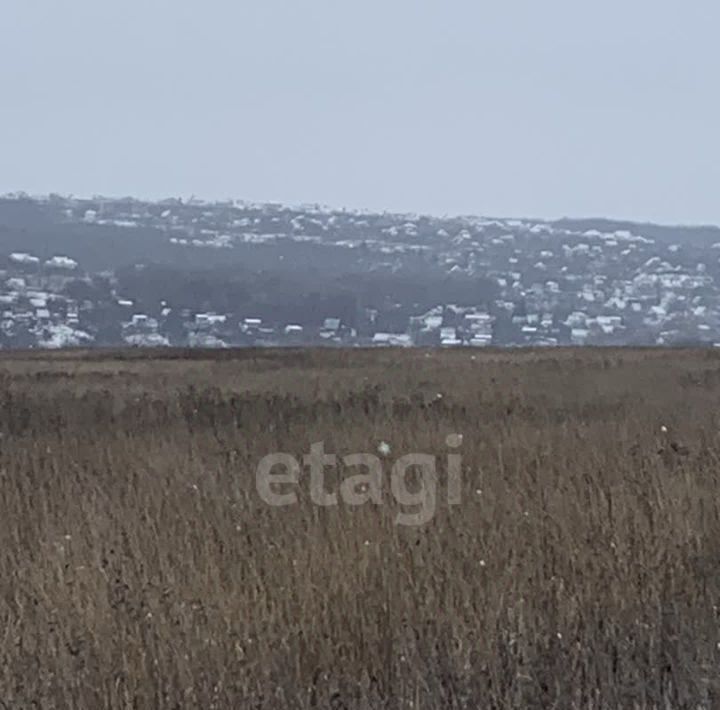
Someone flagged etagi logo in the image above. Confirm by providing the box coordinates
[255,434,463,526]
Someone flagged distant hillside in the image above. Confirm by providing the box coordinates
[0,193,719,349]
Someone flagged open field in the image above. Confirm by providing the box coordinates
[2,347,720,708]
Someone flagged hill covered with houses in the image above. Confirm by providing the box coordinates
[1,192,719,349]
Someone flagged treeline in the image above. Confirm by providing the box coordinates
[112,264,500,328]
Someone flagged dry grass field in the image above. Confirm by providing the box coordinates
[2,347,720,708]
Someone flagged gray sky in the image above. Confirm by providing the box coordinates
[2,0,719,224]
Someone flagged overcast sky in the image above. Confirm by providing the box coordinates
[2,0,719,224]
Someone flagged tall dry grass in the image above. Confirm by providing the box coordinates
[1,347,720,708]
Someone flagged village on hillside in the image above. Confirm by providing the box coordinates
[1,192,719,349]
